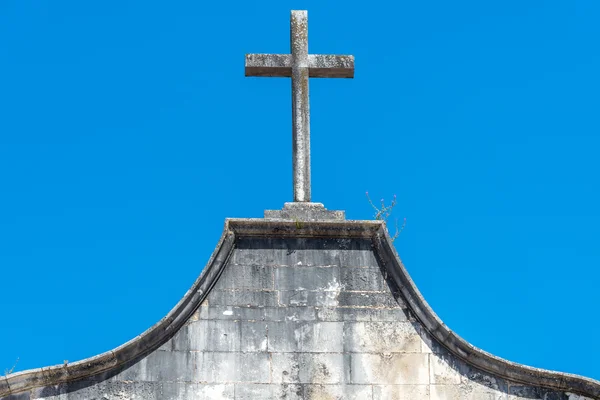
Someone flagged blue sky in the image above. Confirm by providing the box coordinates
[1,0,599,380]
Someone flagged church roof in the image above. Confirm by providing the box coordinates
[2,217,599,399]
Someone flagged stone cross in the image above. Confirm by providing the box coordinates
[245,10,354,202]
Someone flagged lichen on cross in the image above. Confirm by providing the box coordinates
[245,10,355,203]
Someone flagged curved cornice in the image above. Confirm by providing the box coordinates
[371,223,600,399]
[2,218,599,398]
[0,225,236,397]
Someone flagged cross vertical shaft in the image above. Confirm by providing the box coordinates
[245,10,354,203]
[291,10,310,202]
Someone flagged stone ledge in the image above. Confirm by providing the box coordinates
[264,202,345,221]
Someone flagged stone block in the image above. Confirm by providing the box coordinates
[207,290,278,307]
[216,265,273,290]
[231,237,379,268]
[314,306,348,322]
[315,306,408,322]
[197,305,264,321]
[508,385,570,400]
[240,321,268,352]
[281,249,341,268]
[278,290,311,307]
[432,384,507,400]
[267,321,344,352]
[273,266,340,291]
[229,246,278,266]
[4,394,30,400]
[263,306,317,322]
[271,353,349,384]
[32,383,71,400]
[111,351,197,382]
[336,292,400,308]
[196,352,270,383]
[34,382,236,400]
[234,384,303,400]
[564,394,596,400]
[430,353,462,385]
[339,249,379,268]
[304,384,373,399]
[172,320,241,352]
[170,320,267,353]
[341,267,387,291]
[419,326,434,353]
[461,368,509,394]
[277,290,400,308]
[344,322,421,353]
[231,238,341,267]
[343,308,409,322]
[278,290,342,307]
[187,384,235,400]
[350,353,429,385]
[373,384,430,400]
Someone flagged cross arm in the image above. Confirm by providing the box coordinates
[245,54,354,78]
[245,54,292,77]
[308,55,354,78]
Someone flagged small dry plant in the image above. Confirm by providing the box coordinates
[366,192,406,242]
[4,357,19,376]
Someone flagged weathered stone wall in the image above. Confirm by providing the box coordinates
[11,237,594,399]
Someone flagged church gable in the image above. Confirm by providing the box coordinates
[12,220,597,399]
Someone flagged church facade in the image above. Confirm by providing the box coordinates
[2,10,598,400]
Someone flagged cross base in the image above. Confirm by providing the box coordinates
[264,202,345,221]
